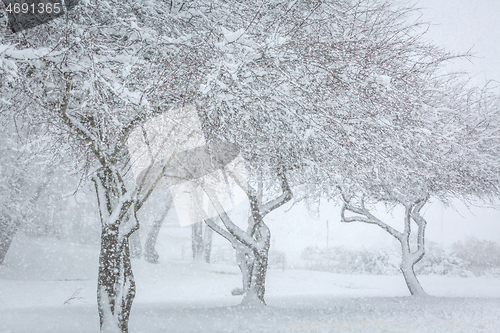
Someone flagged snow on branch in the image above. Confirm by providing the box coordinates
[409,195,430,262]
[259,171,293,217]
[340,195,404,242]
[194,180,258,249]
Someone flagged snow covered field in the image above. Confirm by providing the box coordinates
[1,237,499,333]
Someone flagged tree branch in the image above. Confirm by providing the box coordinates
[194,182,257,249]
[410,195,429,262]
[340,200,403,241]
[204,217,233,243]
[260,171,293,217]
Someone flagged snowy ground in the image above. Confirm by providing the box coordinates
[1,237,500,333]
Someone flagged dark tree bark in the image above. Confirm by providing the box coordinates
[97,223,136,333]
[231,241,254,296]
[94,170,139,333]
[248,223,271,303]
[232,205,272,305]
[0,218,17,265]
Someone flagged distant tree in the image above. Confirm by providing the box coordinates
[191,218,215,263]
[0,115,59,264]
[143,191,173,264]
[201,166,292,305]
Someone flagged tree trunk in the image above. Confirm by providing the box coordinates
[192,222,204,261]
[201,170,291,306]
[243,223,270,305]
[203,220,214,264]
[232,241,254,296]
[400,246,427,296]
[97,224,136,333]
[400,261,425,296]
[129,230,142,259]
[341,194,429,297]
[144,194,172,264]
[144,217,162,263]
[0,218,17,265]
[93,171,138,333]
[231,222,270,306]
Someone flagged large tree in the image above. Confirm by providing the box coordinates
[336,82,500,295]
[273,1,500,295]
[1,1,215,331]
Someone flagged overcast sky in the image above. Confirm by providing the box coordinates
[416,0,500,84]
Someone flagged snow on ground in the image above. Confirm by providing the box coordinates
[1,236,499,333]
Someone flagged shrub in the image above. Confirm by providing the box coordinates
[300,246,400,275]
[415,242,471,277]
[452,237,500,276]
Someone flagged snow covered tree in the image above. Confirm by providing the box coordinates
[3,0,496,327]
[337,84,500,295]
[178,1,335,304]
[188,0,473,301]
[210,0,500,296]
[0,1,216,331]
[199,166,292,305]
[290,3,500,296]
[340,190,430,295]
